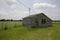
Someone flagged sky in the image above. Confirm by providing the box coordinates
[0,0,60,20]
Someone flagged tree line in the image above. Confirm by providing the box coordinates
[53,20,60,22]
[0,19,22,21]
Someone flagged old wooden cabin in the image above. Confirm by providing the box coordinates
[23,13,52,28]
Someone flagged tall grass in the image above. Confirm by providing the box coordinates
[0,21,22,30]
[0,22,60,40]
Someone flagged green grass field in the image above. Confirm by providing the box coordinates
[0,21,22,30]
[0,21,60,40]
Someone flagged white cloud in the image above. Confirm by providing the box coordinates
[5,0,17,8]
[11,4,16,8]
[5,0,17,4]
[0,10,8,15]
[33,3,56,9]
[0,9,28,20]
[7,10,28,20]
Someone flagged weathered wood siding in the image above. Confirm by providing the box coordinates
[37,15,52,27]
[23,18,31,27]
[23,13,52,28]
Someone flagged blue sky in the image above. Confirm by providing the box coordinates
[0,0,60,20]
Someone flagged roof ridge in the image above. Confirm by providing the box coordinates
[23,13,44,18]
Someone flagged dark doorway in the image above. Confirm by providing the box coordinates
[35,20,39,27]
